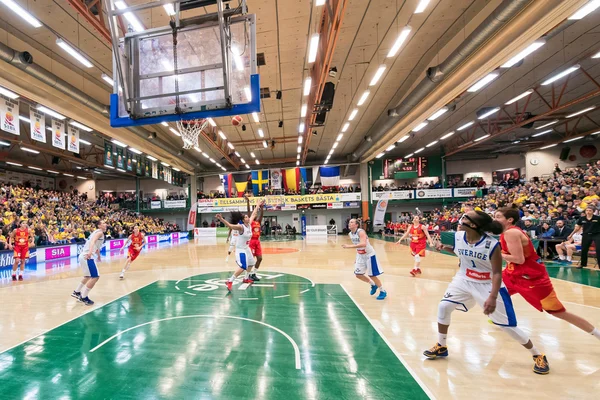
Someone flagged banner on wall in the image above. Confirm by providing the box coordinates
[373,191,391,227]
[52,119,66,149]
[164,166,171,183]
[197,193,361,207]
[67,125,79,153]
[158,164,164,181]
[104,141,114,167]
[116,146,125,170]
[144,159,150,176]
[372,191,414,200]
[136,155,142,175]
[454,187,477,197]
[152,162,158,179]
[270,169,282,189]
[29,107,46,142]
[0,96,19,136]
[415,189,453,199]
[126,151,133,172]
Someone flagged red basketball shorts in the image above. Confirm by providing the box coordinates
[249,240,262,257]
[503,271,566,314]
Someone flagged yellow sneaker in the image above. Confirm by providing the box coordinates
[423,343,448,359]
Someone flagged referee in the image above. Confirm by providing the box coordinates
[568,207,600,269]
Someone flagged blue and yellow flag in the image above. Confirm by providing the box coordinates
[251,170,269,195]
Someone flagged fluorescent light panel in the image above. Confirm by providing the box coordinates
[440,131,455,140]
[536,120,559,129]
[477,107,501,120]
[258,129,264,138]
[0,0,42,27]
[208,118,216,127]
[348,109,358,121]
[56,39,93,68]
[474,134,490,142]
[426,140,438,148]
[28,166,42,170]
[129,147,142,154]
[369,65,387,86]
[0,86,19,99]
[569,0,600,19]
[308,33,320,63]
[252,112,259,123]
[541,65,580,86]
[427,107,448,121]
[227,142,234,149]
[532,129,553,137]
[69,121,92,132]
[397,135,409,143]
[101,73,114,87]
[563,136,583,143]
[7,161,23,166]
[21,147,39,154]
[457,121,474,131]
[414,0,430,13]
[301,104,307,118]
[111,139,128,147]
[376,153,385,158]
[501,41,545,68]
[412,121,428,132]
[540,144,557,149]
[114,1,145,32]
[387,26,412,58]
[341,122,350,132]
[146,155,157,161]
[299,123,305,133]
[303,77,312,96]
[505,90,533,105]
[467,72,499,92]
[385,145,395,151]
[218,131,226,140]
[36,105,65,120]
[357,90,370,106]
[565,106,596,118]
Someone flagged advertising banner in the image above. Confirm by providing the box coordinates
[67,125,79,153]
[306,225,328,236]
[453,187,477,197]
[197,193,362,207]
[116,146,125,170]
[52,119,66,149]
[126,150,133,171]
[150,201,162,209]
[45,245,71,261]
[30,107,46,142]
[415,189,453,199]
[164,200,186,208]
[105,141,114,167]
[372,191,414,200]
[0,96,19,135]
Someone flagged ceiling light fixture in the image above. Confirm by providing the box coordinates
[440,131,455,140]
[369,65,387,86]
[376,152,385,158]
[202,153,209,158]
[308,33,320,63]
[569,0,600,19]
[245,164,251,169]
[6,161,22,166]
[563,136,583,143]
[19,116,30,123]
[56,38,93,68]
[0,0,42,27]
[28,166,42,171]
[0,86,19,99]
[240,158,246,163]
[78,139,92,146]
[252,112,259,123]
[337,134,343,141]
[129,147,142,154]
[227,142,235,149]
[298,136,303,144]
[412,121,428,132]
[250,152,256,158]
[297,146,302,153]
[341,122,350,132]
[501,40,545,68]
[387,26,412,58]
[386,144,395,151]
[255,159,260,165]
[111,139,128,147]
[114,1,145,32]
[303,77,312,96]
[457,121,474,131]
[146,155,158,161]
[592,51,600,59]
[207,118,216,127]
[467,72,499,92]
[258,128,264,138]
[169,127,181,137]
[161,121,168,127]
[47,170,59,174]
[477,107,501,120]
[21,147,40,154]
[357,90,370,106]
[405,153,414,158]
[397,135,409,143]
[263,140,268,148]
[0,140,10,146]
[474,134,490,142]
[414,0,430,13]
[348,109,358,121]
[505,90,533,105]
[299,123,305,133]
[36,105,66,120]
[541,65,580,86]
[69,121,93,132]
[426,140,438,148]
[301,104,307,118]
[427,107,448,121]
[297,161,301,166]
[536,120,559,129]
[414,147,425,154]
[218,131,227,140]
[540,144,557,149]
[565,106,596,118]
[63,173,74,177]
[101,73,114,87]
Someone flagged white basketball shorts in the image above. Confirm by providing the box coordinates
[354,253,383,277]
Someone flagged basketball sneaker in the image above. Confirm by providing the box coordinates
[81,297,94,306]
[370,285,378,295]
[376,291,387,300]
[18,275,23,281]
[11,275,16,281]
[532,355,550,375]
[225,256,229,262]
[226,281,233,291]
[423,343,448,359]
[71,291,81,300]
[119,273,124,280]
[243,278,253,284]
[250,274,260,282]
[410,268,422,277]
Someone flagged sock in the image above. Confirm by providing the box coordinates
[567,256,572,261]
[75,283,84,292]
[379,286,386,292]
[590,328,600,339]
[528,345,541,356]
[438,333,447,346]
[368,279,375,286]
[559,255,565,260]
[228,274,236,282]
[81,286,90,298]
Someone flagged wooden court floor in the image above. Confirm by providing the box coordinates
[0,235,599,399]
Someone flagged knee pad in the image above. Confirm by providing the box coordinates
[437,300,457,325]
[414,254,421,263]
[499,326,529,345]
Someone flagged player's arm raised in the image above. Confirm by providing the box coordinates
[501,229,525,264]
[216,214,244,232]
[483,245,502,315]
[249,200,264,224]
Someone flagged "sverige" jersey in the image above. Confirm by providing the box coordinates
[453,231,500,282]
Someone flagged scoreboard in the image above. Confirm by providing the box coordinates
[383,157,429,178]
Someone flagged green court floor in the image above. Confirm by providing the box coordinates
[0,272,429,400]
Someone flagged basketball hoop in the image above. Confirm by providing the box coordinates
[176,119,208,149]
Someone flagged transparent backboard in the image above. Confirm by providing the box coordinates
[110,12,259,127]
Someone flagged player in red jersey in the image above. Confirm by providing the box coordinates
[246,195,264,282]
[495,207,600,341]
[9,220,35,281]
[397,215,434,276]
[119,226,147,280]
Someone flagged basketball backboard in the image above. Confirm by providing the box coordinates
[106,0,260,128]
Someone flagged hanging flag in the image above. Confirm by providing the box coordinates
[126,150,133,172]
[221,173,233,197]
[136,155,142,175]
[320,166,340,187]
[270,169,282,189]
[187,202,197,231]
[144,159,150,176]
[152,162,158,179]
[1,97,19,136]
[232,172,250,197]
[300,167,314,195]
[52,119,66,149]
[158,164,164,180]
[373,192,392,227]
[116,146,125,169]
[251,170,269,195]
[105,141,114,167]
[67,125,79,153]
[282,167,300,192]
[29,106,45,143]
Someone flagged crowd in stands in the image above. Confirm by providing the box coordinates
[0,185,179,250]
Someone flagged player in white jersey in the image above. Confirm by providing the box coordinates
[71,220,107,306]
[342,219,387,300]
[423,211,549,375]
[216,199,264,291]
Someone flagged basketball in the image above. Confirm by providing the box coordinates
[232,115,243,126]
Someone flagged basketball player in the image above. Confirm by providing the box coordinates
[119,225,147,279]
[71,220,107,305]
[215,200,264,291]
[342,218,387,300]
[494,208,600,341]
[424,211,549,374]
[397,215,434,276]
[9,220,35,281]
[246,195,264,282]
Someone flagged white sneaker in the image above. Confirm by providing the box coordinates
[119,273,124,280]
[225,256,229,262]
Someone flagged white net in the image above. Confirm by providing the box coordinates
[176,119,208,149]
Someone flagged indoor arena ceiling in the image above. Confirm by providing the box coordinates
[0,0,598,175]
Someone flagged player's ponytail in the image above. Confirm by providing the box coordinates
[229,211,244,224]
[473,211,504,235]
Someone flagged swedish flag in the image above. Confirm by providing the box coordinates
[251,170,269,195]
